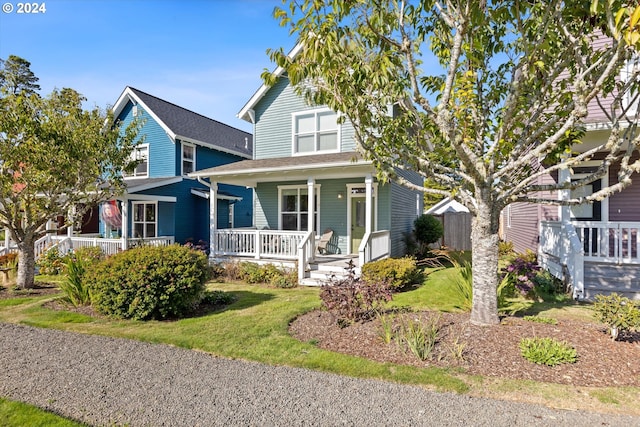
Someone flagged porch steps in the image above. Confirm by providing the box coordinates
[583,262,640,301]
[299,256,360,287]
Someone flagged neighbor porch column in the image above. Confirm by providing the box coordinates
[558,157,571,226]
[4,227,10,249]
[67,206,75,238]
[210,181,218,259]
[121,199,128,251]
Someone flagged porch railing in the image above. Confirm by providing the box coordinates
[213,229,307,260]
[358,230,391,266]
[573,221,640,264]
[34,235,175,258]
[297,231,315,281]
[538,221,640,299]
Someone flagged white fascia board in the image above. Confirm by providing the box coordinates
[119,194,177,203]
[176,135,252,159]
[190,188,242,201]
[111,87,177,142]
[125,177,183,193]
[237,43,304,123]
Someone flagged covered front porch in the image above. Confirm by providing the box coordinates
[539,220,640,300]
[190,152,392,282]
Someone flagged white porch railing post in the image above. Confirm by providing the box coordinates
[255,229,261,259]
[307,177,315,263]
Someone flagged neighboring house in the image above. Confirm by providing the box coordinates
[501,39,640,300]
[191,46,424,282]
[34,87,253,257]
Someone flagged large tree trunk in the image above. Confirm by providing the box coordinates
[469,195,501,326]
[16,234,36,289]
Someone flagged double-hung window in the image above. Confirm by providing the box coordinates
[293,109,338,154]
[126,144,149,178]
[182,143,195,175]
[132,202,156,239]
[279,186,319,232]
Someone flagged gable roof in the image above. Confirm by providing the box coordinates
[237,43,303,123]
[113,86,253,159]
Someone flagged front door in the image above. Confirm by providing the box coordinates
[351,197,366,253]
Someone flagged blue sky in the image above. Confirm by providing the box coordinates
[0,0,295,132]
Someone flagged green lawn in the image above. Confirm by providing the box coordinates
[0,268,637,423]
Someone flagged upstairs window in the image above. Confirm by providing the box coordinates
[293,109,338,154]
[125,145,148,178]
[182,143,195,175]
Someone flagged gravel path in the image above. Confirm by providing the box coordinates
[0,323,638,427]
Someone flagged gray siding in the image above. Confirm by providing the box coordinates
[608,155,640,221]
[389,169,423,257]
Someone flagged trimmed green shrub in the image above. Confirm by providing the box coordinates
[519,337,578,366]
[88,245,209,320]
[593,293,640,340]
[413,214,444,246]
[361,257,422,290]
[36,249,65,275]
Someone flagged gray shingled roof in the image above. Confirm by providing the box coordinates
[128,87,252,158]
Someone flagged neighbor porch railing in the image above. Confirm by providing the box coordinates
[358,230,391,267]
[538,221,640,299]
[34,235,175,258]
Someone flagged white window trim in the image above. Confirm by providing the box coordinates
[228,203,234,228]
[568,160,609,223]
[131,201,157,239]
[125,143,149,179]
[622,55,640,117]
[291,107,341,156]
[277,184,321,231]
[181,142,196,176]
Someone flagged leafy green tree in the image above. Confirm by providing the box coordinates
[0,60,141,289]
[269,0,640,325]
[0,55,40,95]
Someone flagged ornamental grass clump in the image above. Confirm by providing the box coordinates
[88,245,209,320]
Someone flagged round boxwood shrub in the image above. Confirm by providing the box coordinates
[361,257,423,290]
[88,245,209,320]
[414,214,444,246]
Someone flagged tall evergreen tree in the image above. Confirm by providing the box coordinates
[0,55,41,95]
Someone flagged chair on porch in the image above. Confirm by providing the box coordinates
[317,228,334,255]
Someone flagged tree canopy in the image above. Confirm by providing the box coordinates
[0,55,141,289]
[268,0,640,324]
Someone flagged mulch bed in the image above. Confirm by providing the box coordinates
[289,309,640,387]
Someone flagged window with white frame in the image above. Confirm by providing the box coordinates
[132,202,156,238]
[293,109,338,154]
[125,145,149,178]
[279,186,319,232]
[622,55,640,117]
[182,143,195,175]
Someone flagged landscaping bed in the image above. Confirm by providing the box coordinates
[290,309,640,387]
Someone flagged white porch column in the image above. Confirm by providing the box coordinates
[365,173,373,234]
[121,200,128,251]
[558,158,571,225]
[307,177,315,234]
[210,181,218,259]
[67,206,75,237]
[4,227,9,249]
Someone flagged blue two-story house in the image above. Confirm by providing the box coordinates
[191,46,423,281]
[34,87,253,258]
[99,86,253,250]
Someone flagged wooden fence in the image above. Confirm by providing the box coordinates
[433,212,472,251]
